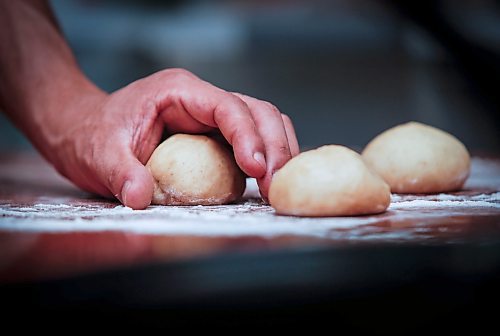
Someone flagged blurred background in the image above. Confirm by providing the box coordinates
[1,0,499,152]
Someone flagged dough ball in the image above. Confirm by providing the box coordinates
[362,121,470,194]
[269,145,391,217]
[146,134,246,205]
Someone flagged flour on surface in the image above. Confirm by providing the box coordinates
[1,156,499,238]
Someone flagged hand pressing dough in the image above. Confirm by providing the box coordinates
[269,145,391,217]
[362,121,470,193]
[146,134,246,205]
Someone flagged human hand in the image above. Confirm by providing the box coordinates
[42,68,299,209]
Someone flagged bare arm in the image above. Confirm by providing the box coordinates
[0,0,105,160]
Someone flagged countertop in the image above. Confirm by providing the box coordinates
[1,152,499,331]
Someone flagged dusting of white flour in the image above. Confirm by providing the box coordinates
[0,198,385,237]
[1,157,499,239]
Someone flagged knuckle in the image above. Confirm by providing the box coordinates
[281,113,292,124]
[231,91,245,97]
[279,145,289,154]
[220,96,249,117]
[228,94,246,108]
[157,68,194,82]
[264,102,280,115]
[270,140,292,161]
[279,145,291,157]
[214,101,231,120]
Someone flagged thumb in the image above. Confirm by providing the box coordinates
[99,148,154,210]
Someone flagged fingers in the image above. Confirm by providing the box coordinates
[152,69,299,199]
[281,113,300,157]
[96,144,154,210]
[212,96,267,178]
[158,70,267,178]
[233,93,297,199]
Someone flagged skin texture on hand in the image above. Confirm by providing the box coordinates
[0,1,299,209]
[48,69,300,209]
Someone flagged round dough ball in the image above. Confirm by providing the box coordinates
[146,134,246,205]
[269,145,391,217]
[361,122,470,194]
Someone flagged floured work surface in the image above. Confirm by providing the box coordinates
[0,152,499,282]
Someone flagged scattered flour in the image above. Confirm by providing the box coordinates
[389,192,500,210]
[0,200,384,237]
[1,156,499,239]
[1,190,499,237]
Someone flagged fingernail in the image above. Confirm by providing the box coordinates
[120,180,132,206]
[253,152,266,171]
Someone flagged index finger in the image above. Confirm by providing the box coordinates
[159,72,267,179]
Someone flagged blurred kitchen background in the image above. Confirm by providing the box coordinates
[1,0,499,152]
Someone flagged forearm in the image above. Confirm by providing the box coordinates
[0,0,104,158]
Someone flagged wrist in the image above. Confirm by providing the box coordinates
[29,73,106,164]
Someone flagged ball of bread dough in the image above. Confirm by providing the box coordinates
[146,134,246,205]
[269,145,391,217]
[361,122,470,194]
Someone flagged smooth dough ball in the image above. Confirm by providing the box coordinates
[361,121,470,194]
[269,145,391,217]
[146,134,246,205]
